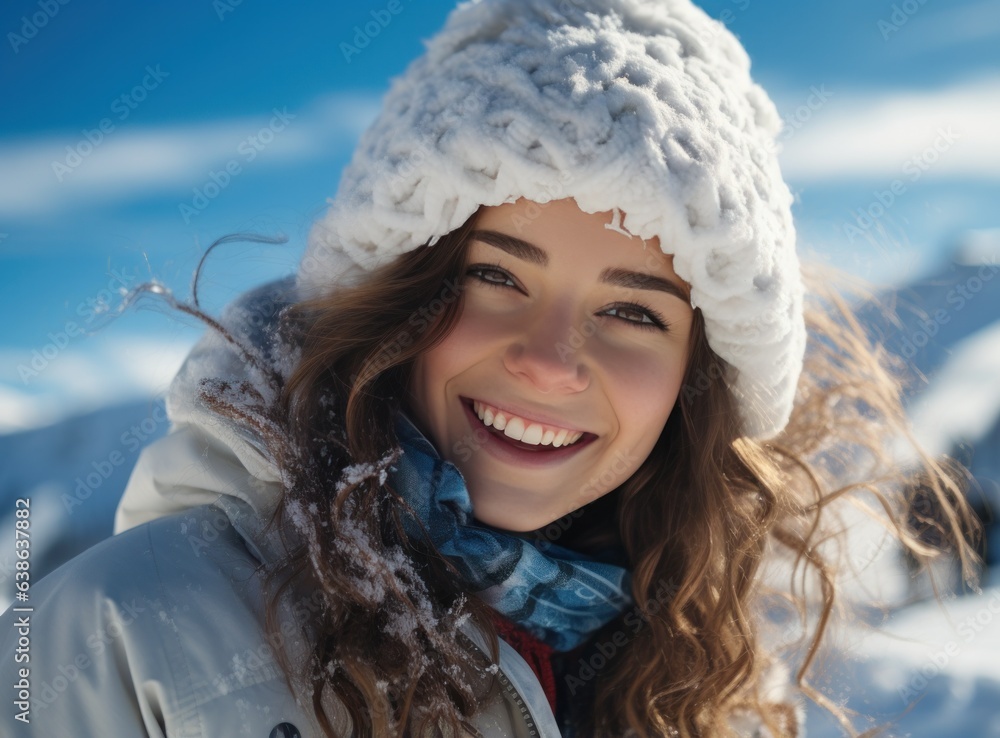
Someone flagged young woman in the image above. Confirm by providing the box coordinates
[1,0,980,736]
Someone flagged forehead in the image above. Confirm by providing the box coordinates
[471,198,687,290]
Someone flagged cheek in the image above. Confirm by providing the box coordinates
[595,354,682,500]
[421,300,513,380]
[594,343,686,426]
[409,346,452,426]
[450,295,516,344]
[408,308,490,416]
[420,310,489,380]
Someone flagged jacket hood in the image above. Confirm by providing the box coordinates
[114,277,303,565]
[115,276,449,561]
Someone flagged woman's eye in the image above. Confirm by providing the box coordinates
[604,304,666,331]
[467,265,516,288]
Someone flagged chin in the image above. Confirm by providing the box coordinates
[471,508,549,534]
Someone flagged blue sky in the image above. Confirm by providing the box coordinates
[1,0,998,431]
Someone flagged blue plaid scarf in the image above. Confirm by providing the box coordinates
[389,411,634,652]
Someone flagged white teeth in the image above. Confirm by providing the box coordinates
[503,416,524,440]
[471,399,585,448]
[520,423,544,445]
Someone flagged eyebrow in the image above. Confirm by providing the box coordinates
[469,229,691,303]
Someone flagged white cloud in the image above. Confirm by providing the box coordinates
[778,74,1000,182]
[0,92,381,218]
[897,0,1000,51]
[0,335,196,434]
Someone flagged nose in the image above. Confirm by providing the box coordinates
[502,308,590,395]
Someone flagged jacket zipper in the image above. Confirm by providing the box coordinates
[458,631,541,736]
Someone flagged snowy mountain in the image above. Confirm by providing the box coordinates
[0,399,168,610]
[857,230,1000,567]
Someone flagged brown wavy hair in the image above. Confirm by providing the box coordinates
[207,208,981,737]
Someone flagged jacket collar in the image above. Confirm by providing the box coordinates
[394,409,442,459]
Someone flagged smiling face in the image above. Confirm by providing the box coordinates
[405,197,695,532]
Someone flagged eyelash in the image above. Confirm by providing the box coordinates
[465,262,670,332]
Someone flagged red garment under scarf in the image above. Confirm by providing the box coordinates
[488,609,558,716]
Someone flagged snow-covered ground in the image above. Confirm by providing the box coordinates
[803,571,1000,737]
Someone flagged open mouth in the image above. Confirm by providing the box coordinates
[459,396,598,462]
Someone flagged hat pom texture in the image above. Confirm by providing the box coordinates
[301,0,806,439]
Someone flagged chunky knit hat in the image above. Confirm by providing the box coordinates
[299,0,806,439]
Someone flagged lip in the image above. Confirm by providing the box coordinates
[459,395,593,436]
[460,397,598,468]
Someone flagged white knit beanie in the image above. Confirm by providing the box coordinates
[299,0,806,440]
